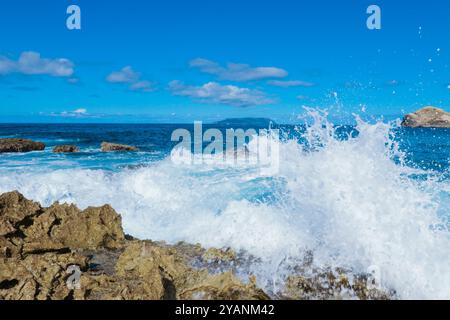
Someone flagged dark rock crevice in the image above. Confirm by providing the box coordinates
[0,279,19,290]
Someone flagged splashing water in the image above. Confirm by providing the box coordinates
[0,110,449,299]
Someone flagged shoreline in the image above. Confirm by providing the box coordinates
[0,191,393,300]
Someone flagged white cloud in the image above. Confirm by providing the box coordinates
[169,80,275,107]
[106,66,154,92]
[130,80,154,92]
[106,66,139,83]
[73,108,87,114]
[50,108,89,118]
[268,80,315,87]
[190,58,288,82]
[0,51,74,77]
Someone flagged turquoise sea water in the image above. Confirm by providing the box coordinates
[0,122,449,173]
[0,115,449,299]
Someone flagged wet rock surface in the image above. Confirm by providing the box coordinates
[280,269,394,300]
[402,106,450,128]
[101,142,139,152]
[0,139,45,153]
[0,191,394,300]
[53,145,79,153]
[0,192,267,300]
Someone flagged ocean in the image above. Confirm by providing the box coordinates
[0,110,449,299]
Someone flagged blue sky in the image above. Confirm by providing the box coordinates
[0,0,449,123]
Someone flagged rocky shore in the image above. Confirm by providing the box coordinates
[0,192,394,300]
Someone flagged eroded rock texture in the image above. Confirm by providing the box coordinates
[53,145,79,153]
[0,191,393,300]
[402,106,450,128]
[0,191,266,300]
[101,142,139,152]
[0,139,45,153]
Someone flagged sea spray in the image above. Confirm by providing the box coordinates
[0,110,449,299]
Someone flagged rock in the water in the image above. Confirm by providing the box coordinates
[402,106,450,128]
[0,139,45,153]
[53,145,79,153]
[101,142,139,152]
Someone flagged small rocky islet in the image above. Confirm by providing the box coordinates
[401,106,450,128]
[0,138,45,153]
[0,191,393,300]
[0,140,139,154]
[100,142,139,152]
[53,145,80,153]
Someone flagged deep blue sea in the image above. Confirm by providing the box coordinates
[0,115,449,299]
[0,122,449,173]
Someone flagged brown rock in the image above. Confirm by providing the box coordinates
[280,268,394,300]
[177,272,269,300]
[202,247,236,262]
[111,241,175,299]
[0,138,45,153]
[0,252,88,300]
[0,191,41,237]
[53,145,79,153]
[402,106,450,128]
[0,192,268,300]
[0,192,395,301]
[0,192,271,300]
[0,237,22,258]
[101,142,139,152]
[23,203,126,252]
[113,241,268,300]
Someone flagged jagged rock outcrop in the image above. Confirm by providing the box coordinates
[0,191,267,300]
[101,142,139,152]
[280,269,394,300]
[0,191,393,300]
[0,191,41,237]
[0,139,45,153]
[402,106,450,128]
[22,202,125,253]
[53,145,79,153]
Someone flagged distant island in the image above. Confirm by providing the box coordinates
[402,106,450,128]
[214,118,277,128]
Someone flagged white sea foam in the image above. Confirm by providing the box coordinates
[0,110,448,299]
